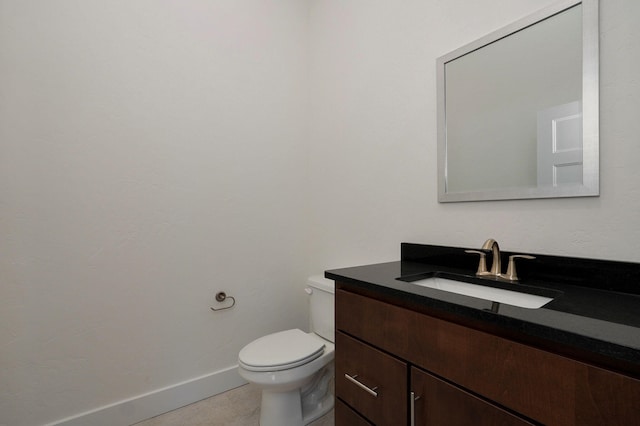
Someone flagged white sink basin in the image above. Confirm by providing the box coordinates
[411,277,553,309]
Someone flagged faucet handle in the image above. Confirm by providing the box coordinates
[501,254,536,282]
[465,250,491,276]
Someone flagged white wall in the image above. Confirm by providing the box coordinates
[308,0,640,271]
[0,1,309,425]
[3,0,640,425]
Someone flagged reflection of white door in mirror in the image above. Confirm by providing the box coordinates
[537,101,583,187]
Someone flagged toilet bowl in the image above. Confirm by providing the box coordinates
[238,276,335,426]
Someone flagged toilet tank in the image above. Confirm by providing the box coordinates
[307,275,335,343]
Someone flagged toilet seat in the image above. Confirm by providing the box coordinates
[239,329,326,372]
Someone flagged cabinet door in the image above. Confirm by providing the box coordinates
[410,367,534,426]
[335,332,407,426]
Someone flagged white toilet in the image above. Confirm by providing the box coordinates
[238,275,335,426]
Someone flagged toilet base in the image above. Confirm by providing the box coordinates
[258,365,334,426]
[260,390,302,426]
[259,391,334,426]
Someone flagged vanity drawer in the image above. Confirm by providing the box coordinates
[336,288,412,353]
[335,331,407,426]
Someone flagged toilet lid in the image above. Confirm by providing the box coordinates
[238,329,326,372]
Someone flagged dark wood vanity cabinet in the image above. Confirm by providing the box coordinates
[335,286,640,426]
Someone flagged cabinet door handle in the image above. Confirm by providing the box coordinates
[344,373,378,397]
[410,391,421,426]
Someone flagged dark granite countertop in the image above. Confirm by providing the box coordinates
[326,243,640,376]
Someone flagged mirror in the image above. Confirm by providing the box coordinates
[437,0,598,202]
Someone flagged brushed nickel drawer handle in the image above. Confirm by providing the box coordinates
[344,374,378,397]
[410,391,421,426]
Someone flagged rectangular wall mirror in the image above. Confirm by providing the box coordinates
[437,0,599,202]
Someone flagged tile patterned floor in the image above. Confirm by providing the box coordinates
[133,384,334,426]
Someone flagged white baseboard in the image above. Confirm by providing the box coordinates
[46,365,247,426]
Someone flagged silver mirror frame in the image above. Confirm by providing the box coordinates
[437,0,599,202]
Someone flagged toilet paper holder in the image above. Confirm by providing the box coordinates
[210,292,236,311]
